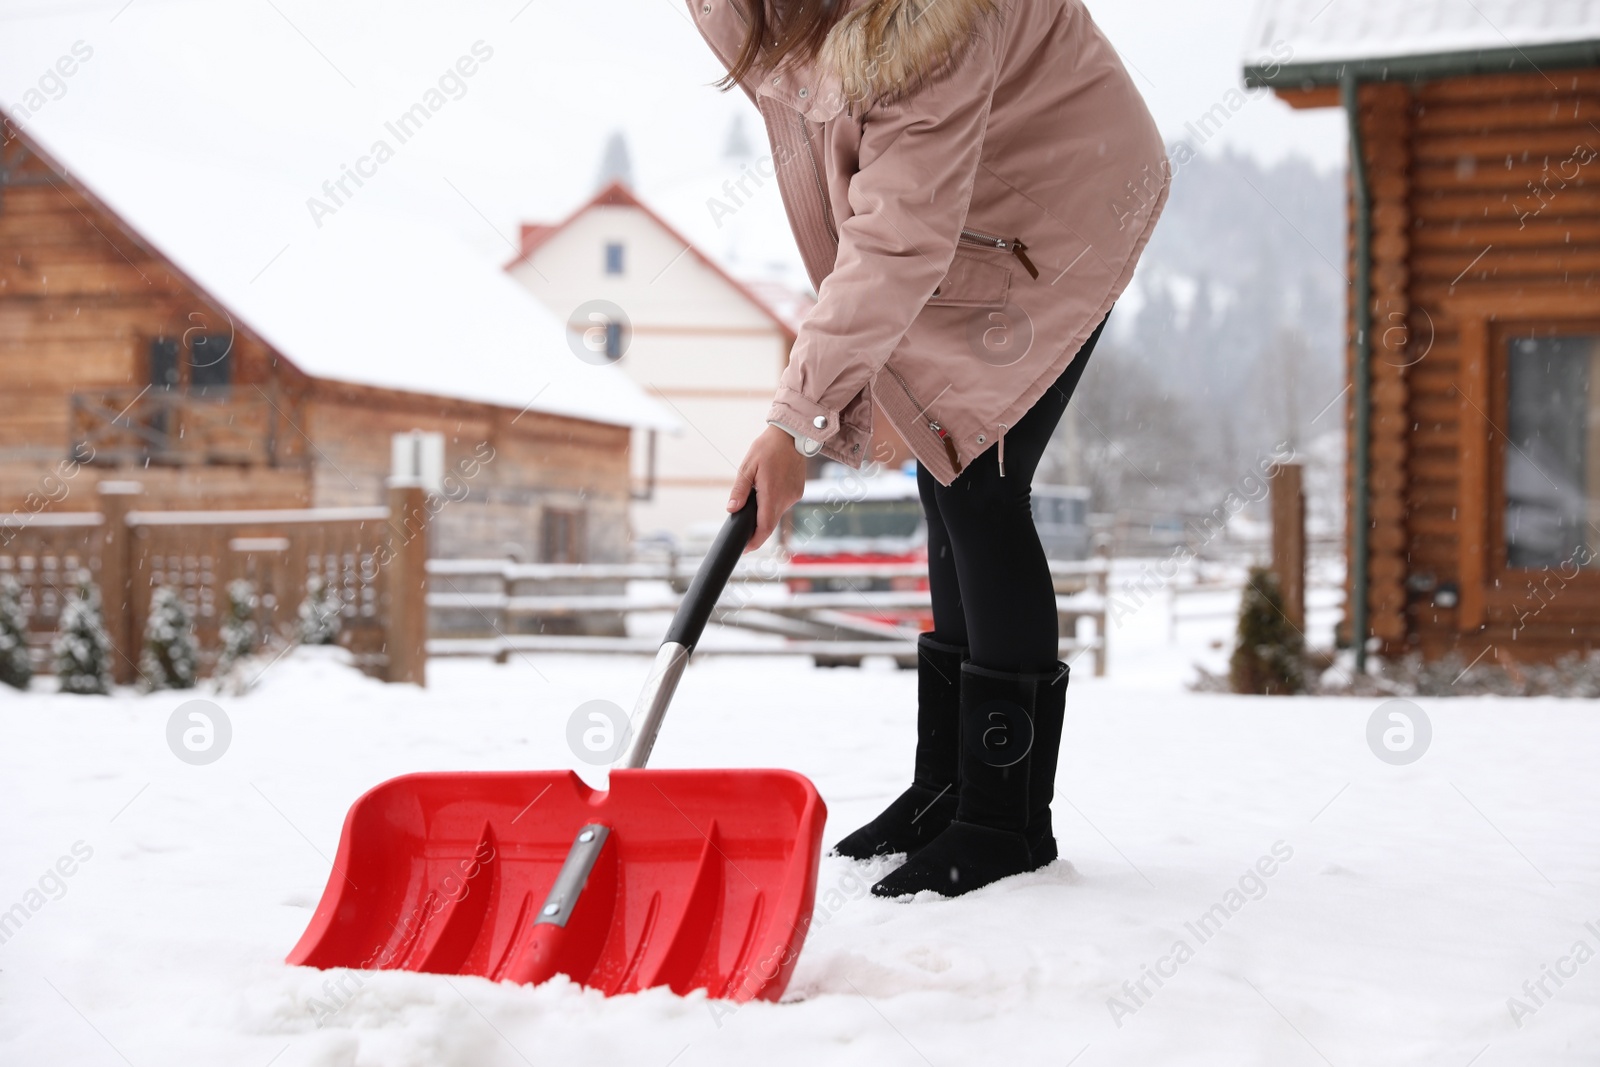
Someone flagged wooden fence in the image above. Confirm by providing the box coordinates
[426,557,1111,675]
[4,480,1110,685]
[0,481,428,685]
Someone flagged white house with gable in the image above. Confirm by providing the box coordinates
[507,180,813,543]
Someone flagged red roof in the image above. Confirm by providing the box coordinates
[505,179,805,343]
[517,223,557,256]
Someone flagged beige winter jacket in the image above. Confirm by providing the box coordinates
[690,0,1169,484]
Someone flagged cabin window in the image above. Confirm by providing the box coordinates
[389,431,445,494]
[188,332,233,391]
[542,508,585,564]
[1504,333,1600,570]
[604,241,625,275]
[149,338,181,388]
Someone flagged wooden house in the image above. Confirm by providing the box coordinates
[1,114,673,565]
[1244,2,1600,665]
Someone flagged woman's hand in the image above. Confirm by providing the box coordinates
[728,424,809,552]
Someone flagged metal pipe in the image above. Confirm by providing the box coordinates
[631,429,657,502]
[1342,73,1372,673]
[615,641,691,770]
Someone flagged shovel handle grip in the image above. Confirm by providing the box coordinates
[664,491,757,651]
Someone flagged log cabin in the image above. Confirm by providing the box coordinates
[1,112,673,565]
[1244,2,1600,666]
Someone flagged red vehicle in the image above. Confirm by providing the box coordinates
[781,464,934,632]
[780,464,1095,640]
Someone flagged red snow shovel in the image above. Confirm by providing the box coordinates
[287,495,827,1002]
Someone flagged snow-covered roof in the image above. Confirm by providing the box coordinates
[1245,0,1600,80]
[645,132,817,300]
[0,4,678,433]
[507,181,812,342]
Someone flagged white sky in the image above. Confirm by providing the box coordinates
[0,0,1348,285]
[1085,0,1347,170]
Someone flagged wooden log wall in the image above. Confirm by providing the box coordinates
[1355,82,1415,649]
[1348,69,1600,663]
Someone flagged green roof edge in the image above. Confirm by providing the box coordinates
[1243,38,1600,90]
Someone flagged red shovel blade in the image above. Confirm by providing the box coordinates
[287,768,827,1002]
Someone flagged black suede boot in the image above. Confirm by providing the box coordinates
[831,634,965,860]
[871,662,1057,898]
[1025,663,1069,869]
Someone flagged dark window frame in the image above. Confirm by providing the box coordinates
[148,337,182,388]
[188,331,234,391]
[1490,319,1600,578]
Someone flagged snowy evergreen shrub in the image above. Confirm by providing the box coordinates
[1560,653,1600,698]
[215,579,259,674]
[54,571,112,695]
[140,585,198,691]
[1229,566,1305,696]
[0,575,33,691]
[1546,653,1600,699]
[297,575,342,646]
[1409,651,1524,698]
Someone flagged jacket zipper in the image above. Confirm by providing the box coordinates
[886,366,964,476]
[959,227,1040,279]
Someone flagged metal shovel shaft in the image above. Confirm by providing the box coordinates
[616,492,757,770]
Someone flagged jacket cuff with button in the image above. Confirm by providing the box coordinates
[766,419,822,457]
[767,385,836,451]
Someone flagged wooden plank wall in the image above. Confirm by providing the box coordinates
[1352,69,1600,663]
[0,130,309,511]
[305,383,632,563]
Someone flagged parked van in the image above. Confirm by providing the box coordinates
[782,463,1092,590]
[1031,485,1093,561]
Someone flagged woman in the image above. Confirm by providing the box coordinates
[692,0,1168,897]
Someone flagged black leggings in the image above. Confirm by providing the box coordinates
[919,313,1106,673]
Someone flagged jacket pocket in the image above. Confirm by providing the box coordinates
[926,249,1011,309]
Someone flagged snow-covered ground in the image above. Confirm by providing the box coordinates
[3,572,1599,1066]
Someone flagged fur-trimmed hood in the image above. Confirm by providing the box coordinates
[818,0,1002,107]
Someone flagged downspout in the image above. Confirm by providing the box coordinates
[1342,73,1372,672]
[632,429,657,502]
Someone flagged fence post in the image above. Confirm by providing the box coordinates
[1097,560,1110,677]
[1270,462,1306,632]
[97,481,142,685]
[494,560,512,664]
[385,483,428,686]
